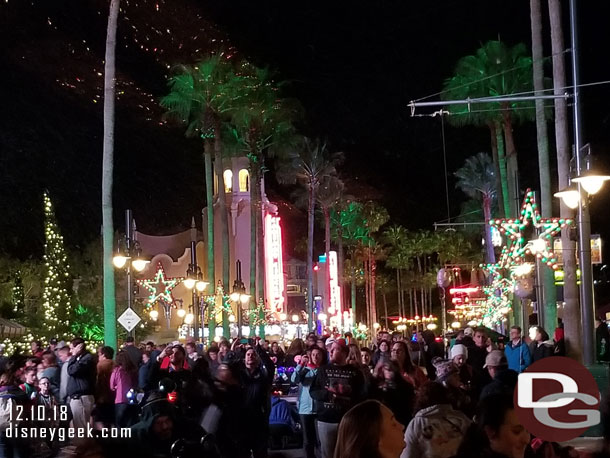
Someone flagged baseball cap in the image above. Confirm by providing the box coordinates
[463,327,474,337]
[325,338,336,347]
[483,350,507,368]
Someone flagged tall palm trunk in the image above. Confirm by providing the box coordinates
[483,195,496,264]
[488,122,505,218]
[502,109,519,216]
[213,120,229,338]
[306,181,315,330]
[531,0,557,331]
[549,0,580,360]
[369,246,377,326]
[382,290,389,329]
[337,226,345,314]
[495,122,511,217]
[396,269,402,319]
[351,272,356,323]
[250,162,261,334]
[204,142,216,335]
[324,207,331,317]
[257,178,265,338]
[102,0,120,350]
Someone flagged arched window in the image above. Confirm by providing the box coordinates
[239,169,249,192]
[223,170,233,193]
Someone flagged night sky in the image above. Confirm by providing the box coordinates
[1,0,610,262]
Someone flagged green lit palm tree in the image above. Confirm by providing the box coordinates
[228,62,299,332]
[276,139,342,328]
[455,153,497,264]
[161,54,237,338]
[443,40,534,217]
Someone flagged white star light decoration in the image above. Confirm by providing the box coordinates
[137,262,183,308]
[489,189,573,270]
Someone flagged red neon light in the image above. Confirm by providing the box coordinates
[449,287,480,295]
[328,251,341,327]
[264,215,285,313]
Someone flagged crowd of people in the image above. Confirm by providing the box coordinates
[0,323,606,458]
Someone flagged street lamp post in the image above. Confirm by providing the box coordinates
[231,260,250,339]
[183,218,208,342]
[113,209,149,337]
[555,144,610,364]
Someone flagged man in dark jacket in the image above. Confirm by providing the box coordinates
[310,340,366,458]
[67,337,96,429]
[123,336,142,367]
[480,350,518,400]
[240,342,275,458]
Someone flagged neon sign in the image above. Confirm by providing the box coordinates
[328,251,342,327]
[264,214,285,313]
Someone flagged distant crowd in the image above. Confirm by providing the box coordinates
[0,322,607,458]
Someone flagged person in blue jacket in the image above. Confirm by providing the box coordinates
[504,326,531,373]
[291,346,326,458]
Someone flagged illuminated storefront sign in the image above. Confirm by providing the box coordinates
[328,251,342,327]
[264,214,285,313]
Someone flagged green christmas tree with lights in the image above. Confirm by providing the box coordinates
[42,192,72,337]
[12,270,25,315]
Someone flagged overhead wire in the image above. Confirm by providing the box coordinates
[411,48,571,103]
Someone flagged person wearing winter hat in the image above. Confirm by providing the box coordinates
[434,358,474,417]
[450,344,473,392]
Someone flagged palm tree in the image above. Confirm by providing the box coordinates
[549,0,580,359]
[455,153,497,264]
[102,0,120,350]
[161,55,238,338]
[229,63,299,330]
[530,0,557,333]
[382,225,409,319]
[276,139,342,328]
[361,203,389,326]
[331,201,370,321]
[443,40,535,217]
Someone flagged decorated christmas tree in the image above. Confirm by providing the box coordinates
[12,270,25,315]
[42,192,72,337]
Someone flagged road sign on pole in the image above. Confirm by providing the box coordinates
[118,308,141,332]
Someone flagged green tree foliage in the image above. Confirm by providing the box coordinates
[454,153,497,264]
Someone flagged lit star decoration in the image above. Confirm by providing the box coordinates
[489,189,573,270]
[137,262,182,308]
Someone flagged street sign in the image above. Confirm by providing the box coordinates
[118,308,141,332]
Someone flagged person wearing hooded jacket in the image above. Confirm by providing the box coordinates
[400,381,471,458]
[107,393,209,458]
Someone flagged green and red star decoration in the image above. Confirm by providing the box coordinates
[490,189,573,270]
[137,262,183,309]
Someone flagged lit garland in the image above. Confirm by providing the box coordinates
[249,299,267,327]
[42,192,73,337]
[352,323,369,341]
[137,262,182,308]
[489,189,573,270]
